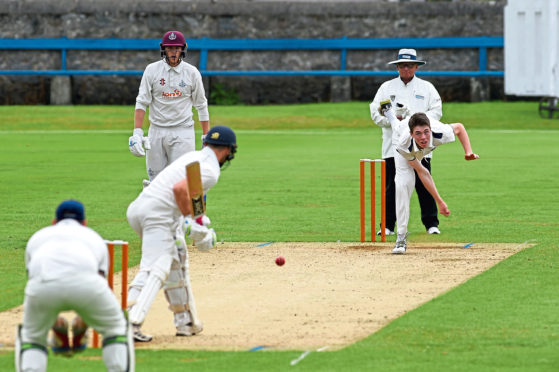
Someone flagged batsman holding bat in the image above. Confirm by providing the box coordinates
[126,126,237,342]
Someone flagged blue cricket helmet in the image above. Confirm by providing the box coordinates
[203,126,237,167]
[55,199,85,222]
[204,126,236,147]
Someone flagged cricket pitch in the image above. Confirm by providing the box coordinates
[0,241,529,351]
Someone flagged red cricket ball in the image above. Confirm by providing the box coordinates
[275,256,285,266]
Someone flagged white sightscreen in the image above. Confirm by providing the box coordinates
[505,0,559,96]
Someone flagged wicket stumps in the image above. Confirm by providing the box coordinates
[92,240,129,348]
[360,159,386,242]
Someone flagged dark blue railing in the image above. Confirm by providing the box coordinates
[0,36,504,77]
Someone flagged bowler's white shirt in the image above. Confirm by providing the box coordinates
[395,118,455,162]
[135,59,209,127]
[139,146,220,219]
[370,75,442,158]
[25,219,108,280]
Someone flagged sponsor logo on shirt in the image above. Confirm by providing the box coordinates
[160,78,166,86]
[162,89,183,98]
[415,94,424,100]
[179,80,186,88]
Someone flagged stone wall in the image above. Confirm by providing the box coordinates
[0,0,506,105]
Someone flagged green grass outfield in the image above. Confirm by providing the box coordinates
[0,102,558,371]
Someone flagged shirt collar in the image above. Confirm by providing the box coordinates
[399,75,415,86]
[164,61,182,73]
[56,219,82,226]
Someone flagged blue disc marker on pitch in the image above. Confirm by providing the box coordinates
[249,345,266,351]
[256,242,274,247]
[463,243,474,249]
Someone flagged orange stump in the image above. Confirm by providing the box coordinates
[359,159,386,242]
[92,240,129,348]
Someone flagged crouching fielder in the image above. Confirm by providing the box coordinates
[126,126,237,342]
[16,200,134,372]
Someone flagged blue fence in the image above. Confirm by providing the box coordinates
[0,36,504,78]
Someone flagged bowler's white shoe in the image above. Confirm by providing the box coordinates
[392,234,407,255]
[428,226,441,235]
[377,228,395,236]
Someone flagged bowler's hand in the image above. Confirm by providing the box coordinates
[438,200,450,217]
[465,153,479,161]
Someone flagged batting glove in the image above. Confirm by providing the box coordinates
[184,216,210,241]
[129,128,147,157]
[195,228,217,252]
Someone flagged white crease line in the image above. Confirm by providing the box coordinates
[290,346,329,366]
[514,239,537,249]
[290,350,310,366]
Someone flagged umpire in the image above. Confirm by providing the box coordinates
[369,49,443,235]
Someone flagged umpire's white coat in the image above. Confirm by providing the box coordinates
[370,76,442,159]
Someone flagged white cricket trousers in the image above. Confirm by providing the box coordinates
[21,274,127,346]
[394,152,416,235]
[126,195,179,305]
[146,124,195,180]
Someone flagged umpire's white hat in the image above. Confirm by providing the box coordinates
[388,49,426,65]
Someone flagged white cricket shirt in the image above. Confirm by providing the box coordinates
[135,59,209,127]
[138,146,221,219]
[395,119,456,162]
[25,219,108,280]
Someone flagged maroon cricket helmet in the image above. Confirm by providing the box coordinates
[160,31,187,59]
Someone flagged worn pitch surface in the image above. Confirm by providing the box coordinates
[0,242,527,351]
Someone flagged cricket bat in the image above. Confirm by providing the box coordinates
[186,161,205,218]
[184,161,204,333]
